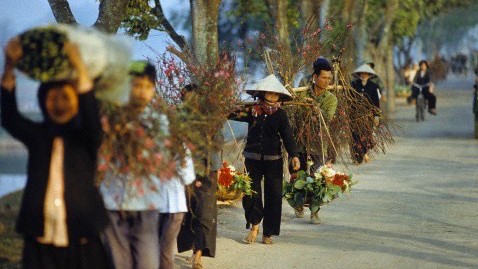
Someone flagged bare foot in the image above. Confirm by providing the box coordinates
[244,225,259,244]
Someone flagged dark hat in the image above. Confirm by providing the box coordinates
[313,57,332,75]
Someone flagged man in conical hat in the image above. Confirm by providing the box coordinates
[230,74,300,245]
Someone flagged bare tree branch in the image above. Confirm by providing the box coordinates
[152,0,191,52]
[47,0,77,24]
[93,0,130,33]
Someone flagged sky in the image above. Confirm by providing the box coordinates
[0,1,190,111]
[0,0,189,60]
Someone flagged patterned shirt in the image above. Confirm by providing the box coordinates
[100,113,195,212]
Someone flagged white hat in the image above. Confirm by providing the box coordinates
[353,64,377,76]
[246,74,293,101]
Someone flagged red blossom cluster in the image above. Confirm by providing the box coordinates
[331,173,350,188]
[218,162,234,188]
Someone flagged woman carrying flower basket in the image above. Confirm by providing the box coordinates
[229,74,300,245]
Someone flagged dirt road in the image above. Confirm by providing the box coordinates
[176,76,478,269]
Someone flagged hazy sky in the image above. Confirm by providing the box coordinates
[0,0,189,59]
[0,1,190,111]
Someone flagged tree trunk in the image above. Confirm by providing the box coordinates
[366,0,398,114]
[190,0,221,64]
[275,0,290,53]
[47,0,77,24]
[353,0,367,64]
[47,0,129,33]
[300,0,322,31]
[340,0,356,63]
[93,0,130,33]
[153,0,190,52]
[320,0,330,27]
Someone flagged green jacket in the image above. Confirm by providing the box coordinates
[296,86,338,122]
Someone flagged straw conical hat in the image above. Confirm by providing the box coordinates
[246,74,293,101]
[353,64,377,76]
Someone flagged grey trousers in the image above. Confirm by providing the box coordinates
[104,210,159,269]
[158,213,185,269]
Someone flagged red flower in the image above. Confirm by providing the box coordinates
[218,162,234,188]
[332,174,349,187]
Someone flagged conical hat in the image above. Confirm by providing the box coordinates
[246,74,293,101]
[353,64,377,76]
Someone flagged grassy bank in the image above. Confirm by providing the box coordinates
[0,190,22,268]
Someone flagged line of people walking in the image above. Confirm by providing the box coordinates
[2,31,391,269]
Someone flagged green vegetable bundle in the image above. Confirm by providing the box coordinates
[16,28,70,82]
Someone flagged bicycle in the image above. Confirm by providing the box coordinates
[412,82,430,122]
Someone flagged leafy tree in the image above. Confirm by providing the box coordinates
[417,1,478,57]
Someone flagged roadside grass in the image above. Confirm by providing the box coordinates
[0,190,23,268]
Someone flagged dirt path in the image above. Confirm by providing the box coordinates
[175,76,478,269]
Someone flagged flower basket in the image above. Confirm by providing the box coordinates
[283,166,357,213]
[216,184,243,201]
[216,162,255,202]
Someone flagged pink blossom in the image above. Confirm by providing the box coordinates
[154,153,163,165]
[144,138,155,149]
[163,138,172,148]
[135,127,145,137]
[132,178,143,187]
[164,69,172,77]
[97,163,108,172]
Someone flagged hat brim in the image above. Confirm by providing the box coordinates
[245,89,293,101]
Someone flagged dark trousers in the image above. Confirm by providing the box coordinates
[352,131,374,163]
[242,158,283,237]
[177,173,217,257]
[411,87,437,109]
[23,236,111,269]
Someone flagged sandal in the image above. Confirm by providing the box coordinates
[262,236,273,245]
[244,226,259,244]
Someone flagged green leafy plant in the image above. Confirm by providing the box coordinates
[283,166,357,213]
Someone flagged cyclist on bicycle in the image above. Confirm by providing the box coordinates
[411,60,437,115]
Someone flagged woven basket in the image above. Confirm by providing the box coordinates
[216,185,242,201]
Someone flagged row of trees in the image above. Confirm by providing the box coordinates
[46,0,474,113]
